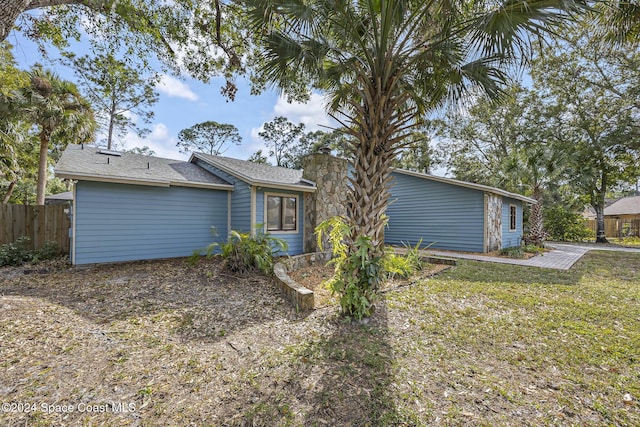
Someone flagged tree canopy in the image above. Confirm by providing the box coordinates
[177,121,242,155]
[0,0,309,100]
[63,48,159,150]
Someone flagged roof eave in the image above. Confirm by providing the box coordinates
[55,171,170,187]
[192,153,316,193]
[170,181,234,191]
[252,181,316,193]
[392,168,536,204]
[56,170,234,190]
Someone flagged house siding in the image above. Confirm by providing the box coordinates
[502,197,523,249]
[256,187,305,255]
[73,181,228,264]
[194,159,251,233]
[386,172,486,252]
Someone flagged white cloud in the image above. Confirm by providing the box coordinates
[273,92,333,130]
[156,75,199,101]
[120,123,188,160]
[246,92,337,162]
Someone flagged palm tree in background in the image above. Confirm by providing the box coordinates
[18,68,95,205]
[246,0,587,317]
[595,0,640,45]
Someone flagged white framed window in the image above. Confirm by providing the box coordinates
[509,205,517,231]
[265,193,298,233]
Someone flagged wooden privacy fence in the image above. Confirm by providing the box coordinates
[0,204,70,253]
[587,218,640,238]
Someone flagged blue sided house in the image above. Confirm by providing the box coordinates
[55,145,534,265]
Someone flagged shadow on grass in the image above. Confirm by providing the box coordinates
[237,300,411,426]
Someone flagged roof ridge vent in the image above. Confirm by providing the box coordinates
[98,149,122,157]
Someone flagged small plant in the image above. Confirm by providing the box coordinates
[381,240,428,279]
[0,237,32,266]
[316,216,383,320]
[0,237,62,267]
[219,228,287,276]
[382,252,415,279]
[402,239,426,271]
[500,246,525,258]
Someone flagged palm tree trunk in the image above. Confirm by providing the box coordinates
[36,131,49,205]
[348,144,394,261]
[528,185,544,246]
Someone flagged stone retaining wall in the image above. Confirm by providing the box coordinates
[273,252,332,310]
[273,251,455,311]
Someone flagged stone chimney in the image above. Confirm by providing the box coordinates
[302,153,349,253]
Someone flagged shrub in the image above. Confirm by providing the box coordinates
[382,252,415,279]
[382,240,425,280]
[0,237,33,266]
[0,237,62,267]
[544,205,593,242]
[500,246,525,258]
[32,241,61,262]
[219,229,288,276]
[316,216,382,320]
[523,244,544,254]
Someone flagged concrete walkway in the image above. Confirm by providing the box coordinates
[426,243,640,271]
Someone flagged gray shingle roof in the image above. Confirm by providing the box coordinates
[55,145,232,189]
[605,196,640,216]
[192,153,316,192]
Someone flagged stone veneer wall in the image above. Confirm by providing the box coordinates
[302,154,349,253]
[485,193,503,252]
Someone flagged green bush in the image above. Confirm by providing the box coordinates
[544,205,593,242]
[382,252,415,279]
[523,244,545,254]
[500,246,525,258]
[0,237,33,266]
[32,241,61,262]
[0,237,62,267]
[219,229,288,276]
[382,240,425,280]
[316,216,382,320]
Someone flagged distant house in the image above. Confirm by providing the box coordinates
[45,191,73,205]
[55,145,533,265]
[604,195,640,221]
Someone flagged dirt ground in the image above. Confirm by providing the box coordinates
[0,254,638,426]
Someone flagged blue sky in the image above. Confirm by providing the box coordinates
[9,33,335,163]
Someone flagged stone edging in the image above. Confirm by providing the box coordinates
[273,252,332,311]
[274,251,457,311]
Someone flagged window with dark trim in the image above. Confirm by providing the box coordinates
[266,195,297,232]
[509,205,517,231]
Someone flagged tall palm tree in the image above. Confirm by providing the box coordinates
[19,68,95,205]
[246,0,587,317]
